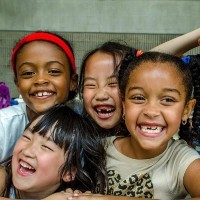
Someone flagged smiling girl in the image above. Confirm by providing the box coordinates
[0,104,106,199]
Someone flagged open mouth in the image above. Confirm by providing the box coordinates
[140,125,164,134]
[19,160,36,175]
[32,91,54,97]
[95,105,115,119]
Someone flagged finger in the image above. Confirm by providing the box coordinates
[74,190,82,195]
[66,188,74,194]
[68,197,78,200]
[84,191,92,194]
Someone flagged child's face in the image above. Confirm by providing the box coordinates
[83,52,122,129]
[123,61,194,157]
[15,41,77,119]
[11,117,66,198]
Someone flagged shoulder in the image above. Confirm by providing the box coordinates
[167,139,199,162]
[0,102,27,119]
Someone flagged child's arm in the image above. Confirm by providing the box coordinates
[150,28,200,57]
[183,158,200,198]
[0,168,6,195]
[67,194,148,200]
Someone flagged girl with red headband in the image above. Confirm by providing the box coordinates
[0,31,78,162]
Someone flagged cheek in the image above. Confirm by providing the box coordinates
[39,155,65,174]
[83,89,93,103]
[12,140,22,155]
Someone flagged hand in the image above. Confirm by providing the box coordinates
[42,190,73,200]
[67,193,107,200]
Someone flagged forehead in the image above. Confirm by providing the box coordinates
[84,51,115,76]
[128,61,184,88]
[131,61,180,78]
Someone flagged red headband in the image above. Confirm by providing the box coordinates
[12,32,76,76]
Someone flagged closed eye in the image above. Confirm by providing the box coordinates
[108,81,119,87]
[42,145,54,152]
[84,83,96,89]
[108,77,118,87]
[22,134,31,141]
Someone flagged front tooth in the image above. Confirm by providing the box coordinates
[43,91,48,96]
[20,161,34,169]
[37,92,43,97]
[141,126,162,133]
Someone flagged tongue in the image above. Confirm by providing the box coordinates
[20,166,35,175]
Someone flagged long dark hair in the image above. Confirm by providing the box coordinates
[119,52,196,146]
[180,54,200,148]
[78,41,138,97]
[78,41,138,137]
[1,104,107,197]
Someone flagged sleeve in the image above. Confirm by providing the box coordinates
[166,140,200,194]
[0,106,27,162]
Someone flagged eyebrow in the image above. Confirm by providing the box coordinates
[17,60,65,70]
[128,86,181,96]
[84,74,117,81]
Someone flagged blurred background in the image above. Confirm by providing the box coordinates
[0,0,199,97]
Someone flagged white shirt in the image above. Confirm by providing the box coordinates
[0,102,28,162]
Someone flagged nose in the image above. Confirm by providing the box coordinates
[143,102,160,119]
[22,142,37,158]
[34,71,49,85]
[95,87,109,101]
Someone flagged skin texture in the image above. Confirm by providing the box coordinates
[11,117,69,199]
[14,41,77,120]
[121,61,195,159]
[66,60,200,200]
[83,51,122,129]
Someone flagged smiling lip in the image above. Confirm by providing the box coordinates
[95,105,115,119]
[17,159,35,176]
[137,123,165,138]
[31,91,55,99]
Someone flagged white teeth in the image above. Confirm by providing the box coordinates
[37,92,43,97]
[35,91,52,97]
[20,160,34,170]
[98,113,112,117]
[96,108,113,112]
[141,126,162,134]
[43,91,49,96]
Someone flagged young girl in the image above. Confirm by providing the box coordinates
[106,52,200,199]
[0,31,78,161]
[0,104,106,199]
[78,28,200,137]
[78,41,138,135]
[70,52,200,200]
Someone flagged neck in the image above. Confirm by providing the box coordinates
[26,106,37,121]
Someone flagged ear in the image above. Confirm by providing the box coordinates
[182,99,196,121]
[69,74,78,92]
[62,168,76,183]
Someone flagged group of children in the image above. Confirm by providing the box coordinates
[0,28,200,199]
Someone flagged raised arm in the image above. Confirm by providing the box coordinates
[150,28,200,57]
[183,158,200,198]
